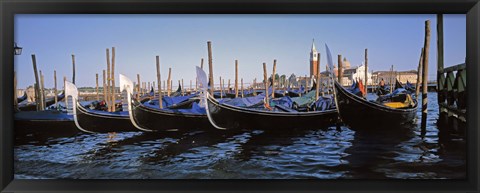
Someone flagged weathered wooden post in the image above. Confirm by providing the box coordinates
[338,55,343,84]
[219,76,223,99]
[390,65,394,93]
[437,14,444,108]
[103,70,107,101]
[415,48,424,98]
[271,59,277,98]
[200,58,204,70]
[305,75,309,92]
[182,79,184,96]
[421,20,431,132]
[40,70,45,110]
[167,68,172,96]
[222,79,225,96]
[31,54,41,111]
[263,63,269,104]
[170,80,173,93]
[54,70,58,107]
[106,48,111,112]
[235,60,239,98]
[95,73,99,101]
[137,74,141,99]
[111,47,116,112]
[207,41,214,96]
[163,80,166,91]
[241,78,244,98]
[252,78,256,96]
[156,56,163,109]
[227,79,231,93]
[71,54,76,84]
[316,53,321,100]
[364,49,368,94]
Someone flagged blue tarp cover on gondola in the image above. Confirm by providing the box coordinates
[145,95,195,108]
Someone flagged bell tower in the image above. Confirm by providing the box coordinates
[310,39,318,77]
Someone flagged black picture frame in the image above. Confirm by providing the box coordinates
[1,0,479,192]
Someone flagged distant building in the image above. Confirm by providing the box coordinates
[341,63,372,86]
[373,70,418,85]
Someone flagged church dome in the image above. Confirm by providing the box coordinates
[343,57,351,69]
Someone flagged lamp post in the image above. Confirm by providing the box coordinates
[14,42,23,55]
[14,42,22,110]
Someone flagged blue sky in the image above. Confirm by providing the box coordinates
[14,14,465,88]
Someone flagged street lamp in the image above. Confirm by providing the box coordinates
[14,42,22,55]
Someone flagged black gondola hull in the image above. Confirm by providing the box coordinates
[206,94,338,130]
[76,103,138,133]
[334,82,417,130]
[18,92,66,111]
[131,100,215,132]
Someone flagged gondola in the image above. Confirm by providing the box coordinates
[65,81,138,133]
[14,110,78,137]
[334,81,417,129]
[120,74,215,132]
[17,91,66,111]
[325,44,417,130]
[16,92,28,103]
[196,67,338,130]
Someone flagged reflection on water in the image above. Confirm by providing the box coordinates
[14,92,466,179]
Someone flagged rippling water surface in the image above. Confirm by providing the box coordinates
[14,92,466,179]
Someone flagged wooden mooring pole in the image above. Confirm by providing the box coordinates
[111,47,116,112]
[219,76,223,99]
[415,48,424,99]
[40,70,45,110]
[364,49,368,95]
[103,70,107,101]
[241,78,244,98]
[71,54,76,84]
[156,56,163,109]
[316,53,321,100]
[137,74,141,99]
[437,14,444,108]
[106,48,111,112]
[54,70,58,107]
[338,55,343,84]
[235,60,239,98]
[271,59,277,98]
[31,54,41,111]
[421,20,431,132]
[167,68,172,96]
[263,63,269,104]
[207,41,214,96]
[95,73,99,101]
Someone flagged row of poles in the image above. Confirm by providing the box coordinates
[22,54,75,111]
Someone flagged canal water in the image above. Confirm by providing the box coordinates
[14,92,466,179]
